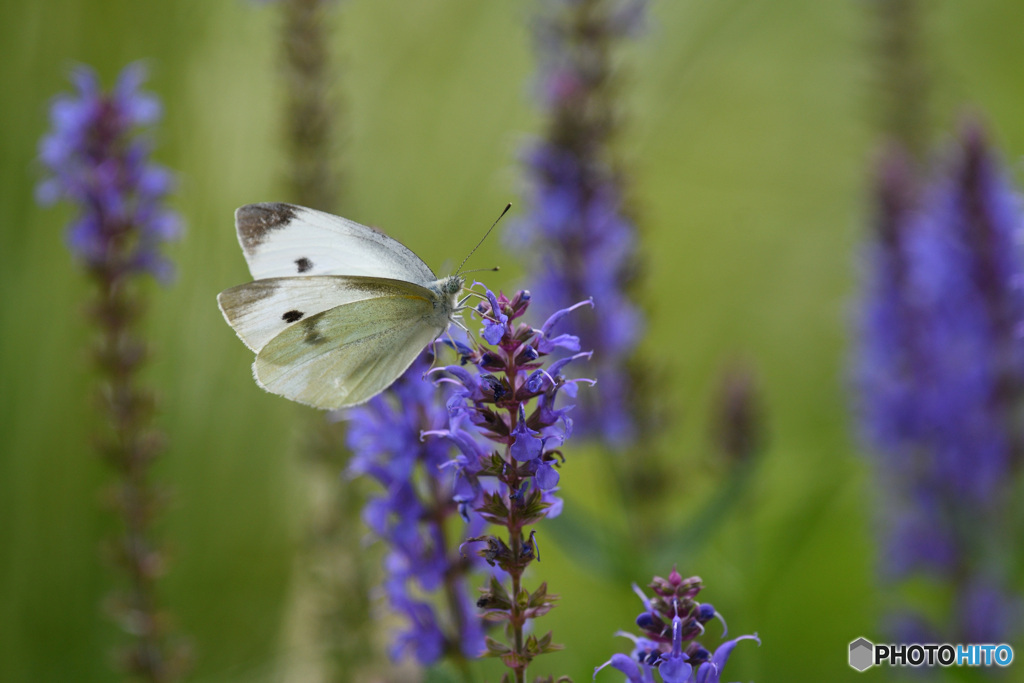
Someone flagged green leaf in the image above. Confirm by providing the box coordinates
[484,636,512,657]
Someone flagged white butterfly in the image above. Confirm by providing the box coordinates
[217,203,467,409]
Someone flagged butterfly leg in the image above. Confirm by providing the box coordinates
[422,340,443,379]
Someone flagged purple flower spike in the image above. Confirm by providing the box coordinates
[343,352,486,664]
[597,569,757,683]
[431,286,591,677]
[855,126,1024,645]
[37,63,181,282]
[513,0,648,444]
[388,595,445,665]
[37,62,187,681]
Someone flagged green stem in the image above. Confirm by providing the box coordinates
[872,0,929,159]
[510,541,526,683]
[450,650,477,683]
[98,272,171,682]
[504,435,528,683]
[282,0,340,211]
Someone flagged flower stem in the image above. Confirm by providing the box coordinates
[509,542,526,683]
[503,438,528,683]
[95,271,176,682]
[282,0,340,211]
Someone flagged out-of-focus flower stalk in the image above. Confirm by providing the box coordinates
[869,0,930,160]
[859,0,1024,642]
[282,0,341,211]
[711,364,763,468]
[269,0,381,678]
[343,351,485,675]
[855,125,1024,643]
[515,0,646,446]
[516,0,674,553]
[37,64,187,682]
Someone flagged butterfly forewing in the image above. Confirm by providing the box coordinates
[235,203,437,282]
[252,282,448,409]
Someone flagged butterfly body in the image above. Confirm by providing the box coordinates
[218,203,464,409]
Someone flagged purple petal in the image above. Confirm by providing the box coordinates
[535,460,560,490]
[658,656,691,683]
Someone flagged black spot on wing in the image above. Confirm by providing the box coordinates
[295,257,313,273]
[283,310,304,323]
[236,203,298,254]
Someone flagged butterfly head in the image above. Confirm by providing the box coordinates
[430,274,465,319]
[440,274,464,298]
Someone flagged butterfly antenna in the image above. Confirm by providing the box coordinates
[456,203,511,276]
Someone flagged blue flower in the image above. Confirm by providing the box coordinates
[657,617,692,683]
[510,407,544,462]
[535,458,560,490]
[344,352,485,663]
[597,568,758,683]
[594,652,655,683]
[37,63,180,281]
[481,288,510,344]
[436,290,591,511]
[540,486,564,518]
[385,580,446,665]
[691,635,761,683]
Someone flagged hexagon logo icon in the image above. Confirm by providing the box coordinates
[849,637,874,671]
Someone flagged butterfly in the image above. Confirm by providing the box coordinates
[217,203,474,409]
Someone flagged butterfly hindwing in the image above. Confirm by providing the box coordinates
[217,275,424,353]
[235,203,437,282]
[252,283,447,409]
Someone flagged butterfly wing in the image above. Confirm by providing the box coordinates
[217,275,420,353]
[234,203,437,282]
[252,280,448,409]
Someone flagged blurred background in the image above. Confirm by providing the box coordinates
[2,1,1024,681]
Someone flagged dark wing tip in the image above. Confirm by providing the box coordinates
[236,203,300,254]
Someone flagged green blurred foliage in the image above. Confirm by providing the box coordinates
[2,1,1023,681]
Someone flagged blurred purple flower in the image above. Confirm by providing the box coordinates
[513,0,647,445]
[854,124,1024,642]
[344,352,485,664]
[595,568,758,683]
[37,63,188,681]
[37,63,181,281]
